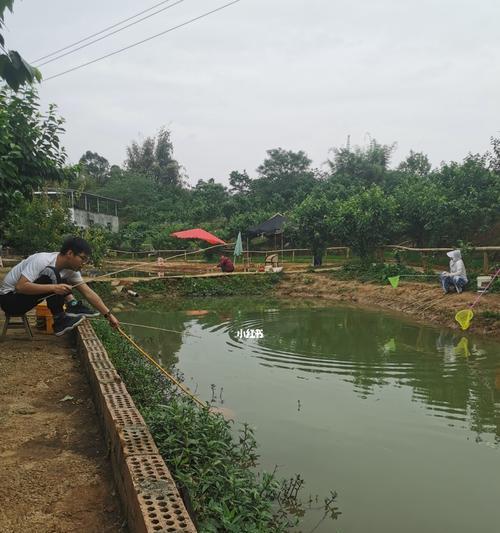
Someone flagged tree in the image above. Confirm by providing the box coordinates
[5,194,74,254]
[252,148,317,210]
[393,176,445,246]
[329,185,397,260]
[94,172,161,224]
[125,127,181,186]
[189,178,229,223]
[397,150,432,177]
[489,136,500,174]
[328,139,396,188]
[434,154,500,244]
[0,87,72,238]
[115,221,155,251]
[77,225,112,267]
[0,1,41,91]
[292,193,334,266]
[229,170,251,194]
[79,150,110,186]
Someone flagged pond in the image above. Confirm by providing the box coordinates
[117,298,500,533]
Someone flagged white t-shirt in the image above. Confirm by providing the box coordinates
[0,252,83,295]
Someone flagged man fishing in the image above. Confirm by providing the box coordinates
[439,249,468,294]
[0,236,119,336]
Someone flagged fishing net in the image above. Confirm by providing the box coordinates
[455,309,473,331]
[388,276,400,288]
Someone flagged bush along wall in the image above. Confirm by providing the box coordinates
[93,320,339,532]
[130,273,283,298]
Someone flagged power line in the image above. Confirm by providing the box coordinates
[33,0,179,63]
[44,0,242,82]
[36,0,186,67]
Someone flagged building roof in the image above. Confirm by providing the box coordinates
[247,213,288,236]
[35,188,121,203]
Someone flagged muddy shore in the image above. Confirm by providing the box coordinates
[0,329,124,533]
[275,272,500,339]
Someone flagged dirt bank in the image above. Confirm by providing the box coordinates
[276,272,500,339]
[0,326,124,532]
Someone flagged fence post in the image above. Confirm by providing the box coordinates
[292,250,295,262]
[483,251,489,273]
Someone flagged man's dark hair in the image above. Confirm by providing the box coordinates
[60,236,92,257]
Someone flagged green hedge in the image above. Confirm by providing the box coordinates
[131,273,283,298]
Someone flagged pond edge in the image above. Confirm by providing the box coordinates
[75,320,197,533]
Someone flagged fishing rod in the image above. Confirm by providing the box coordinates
[43,241,227,302]
[455,267,500,330]
[102,242,228,278]
[119,321,201,338]
[391,274,436,277]
[117,326,206,408]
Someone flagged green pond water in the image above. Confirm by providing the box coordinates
[117,298,500,533]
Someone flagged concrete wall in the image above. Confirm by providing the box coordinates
[71,208,119,233]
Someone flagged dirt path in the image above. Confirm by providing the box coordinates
[0,324,124,533]
[276,272,500,338]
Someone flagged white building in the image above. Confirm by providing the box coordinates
[35,189,120,232]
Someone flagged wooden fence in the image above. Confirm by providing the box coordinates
[384,245,500,272]
[108,247,351,263]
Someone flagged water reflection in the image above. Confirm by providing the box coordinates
[119,302,500,445]
[117,300,500,532]
[234,307,500,443]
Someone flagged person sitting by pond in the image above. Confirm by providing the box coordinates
[216,255,235,273]
[0,236,120,336]
[439,249,468,294]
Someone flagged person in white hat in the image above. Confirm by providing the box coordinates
[439,250,468,294]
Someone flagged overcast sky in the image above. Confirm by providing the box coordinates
[6,0,500,185]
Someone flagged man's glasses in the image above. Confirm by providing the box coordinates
[77,254,90,264]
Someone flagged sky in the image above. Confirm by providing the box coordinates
[5,0,500,186]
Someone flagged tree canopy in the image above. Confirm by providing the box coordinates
[0,1,41,91]
[125,128,182,187]
[0,87,72,238]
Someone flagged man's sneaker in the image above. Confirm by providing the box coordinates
[53,314,86,336]
[66,300,100,318]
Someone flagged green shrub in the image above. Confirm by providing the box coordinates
[332,260,426,284]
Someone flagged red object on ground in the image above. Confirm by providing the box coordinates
[170,228,226,245]
[218,256,234,273]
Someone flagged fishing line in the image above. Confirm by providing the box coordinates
[455,267,500,330]
[117,325,206,408]
[119,321,201,338]
[42,241,226,303]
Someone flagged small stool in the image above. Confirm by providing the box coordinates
[1,314,34,340]
[35,302,54,334]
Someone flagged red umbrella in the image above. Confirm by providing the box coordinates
[170,228,226,245]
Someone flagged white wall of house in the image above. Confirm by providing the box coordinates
[70,208,119,232]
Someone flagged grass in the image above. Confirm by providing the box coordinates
[480,311,500,320]
[330,260,431,285]
[130,273,283,298]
